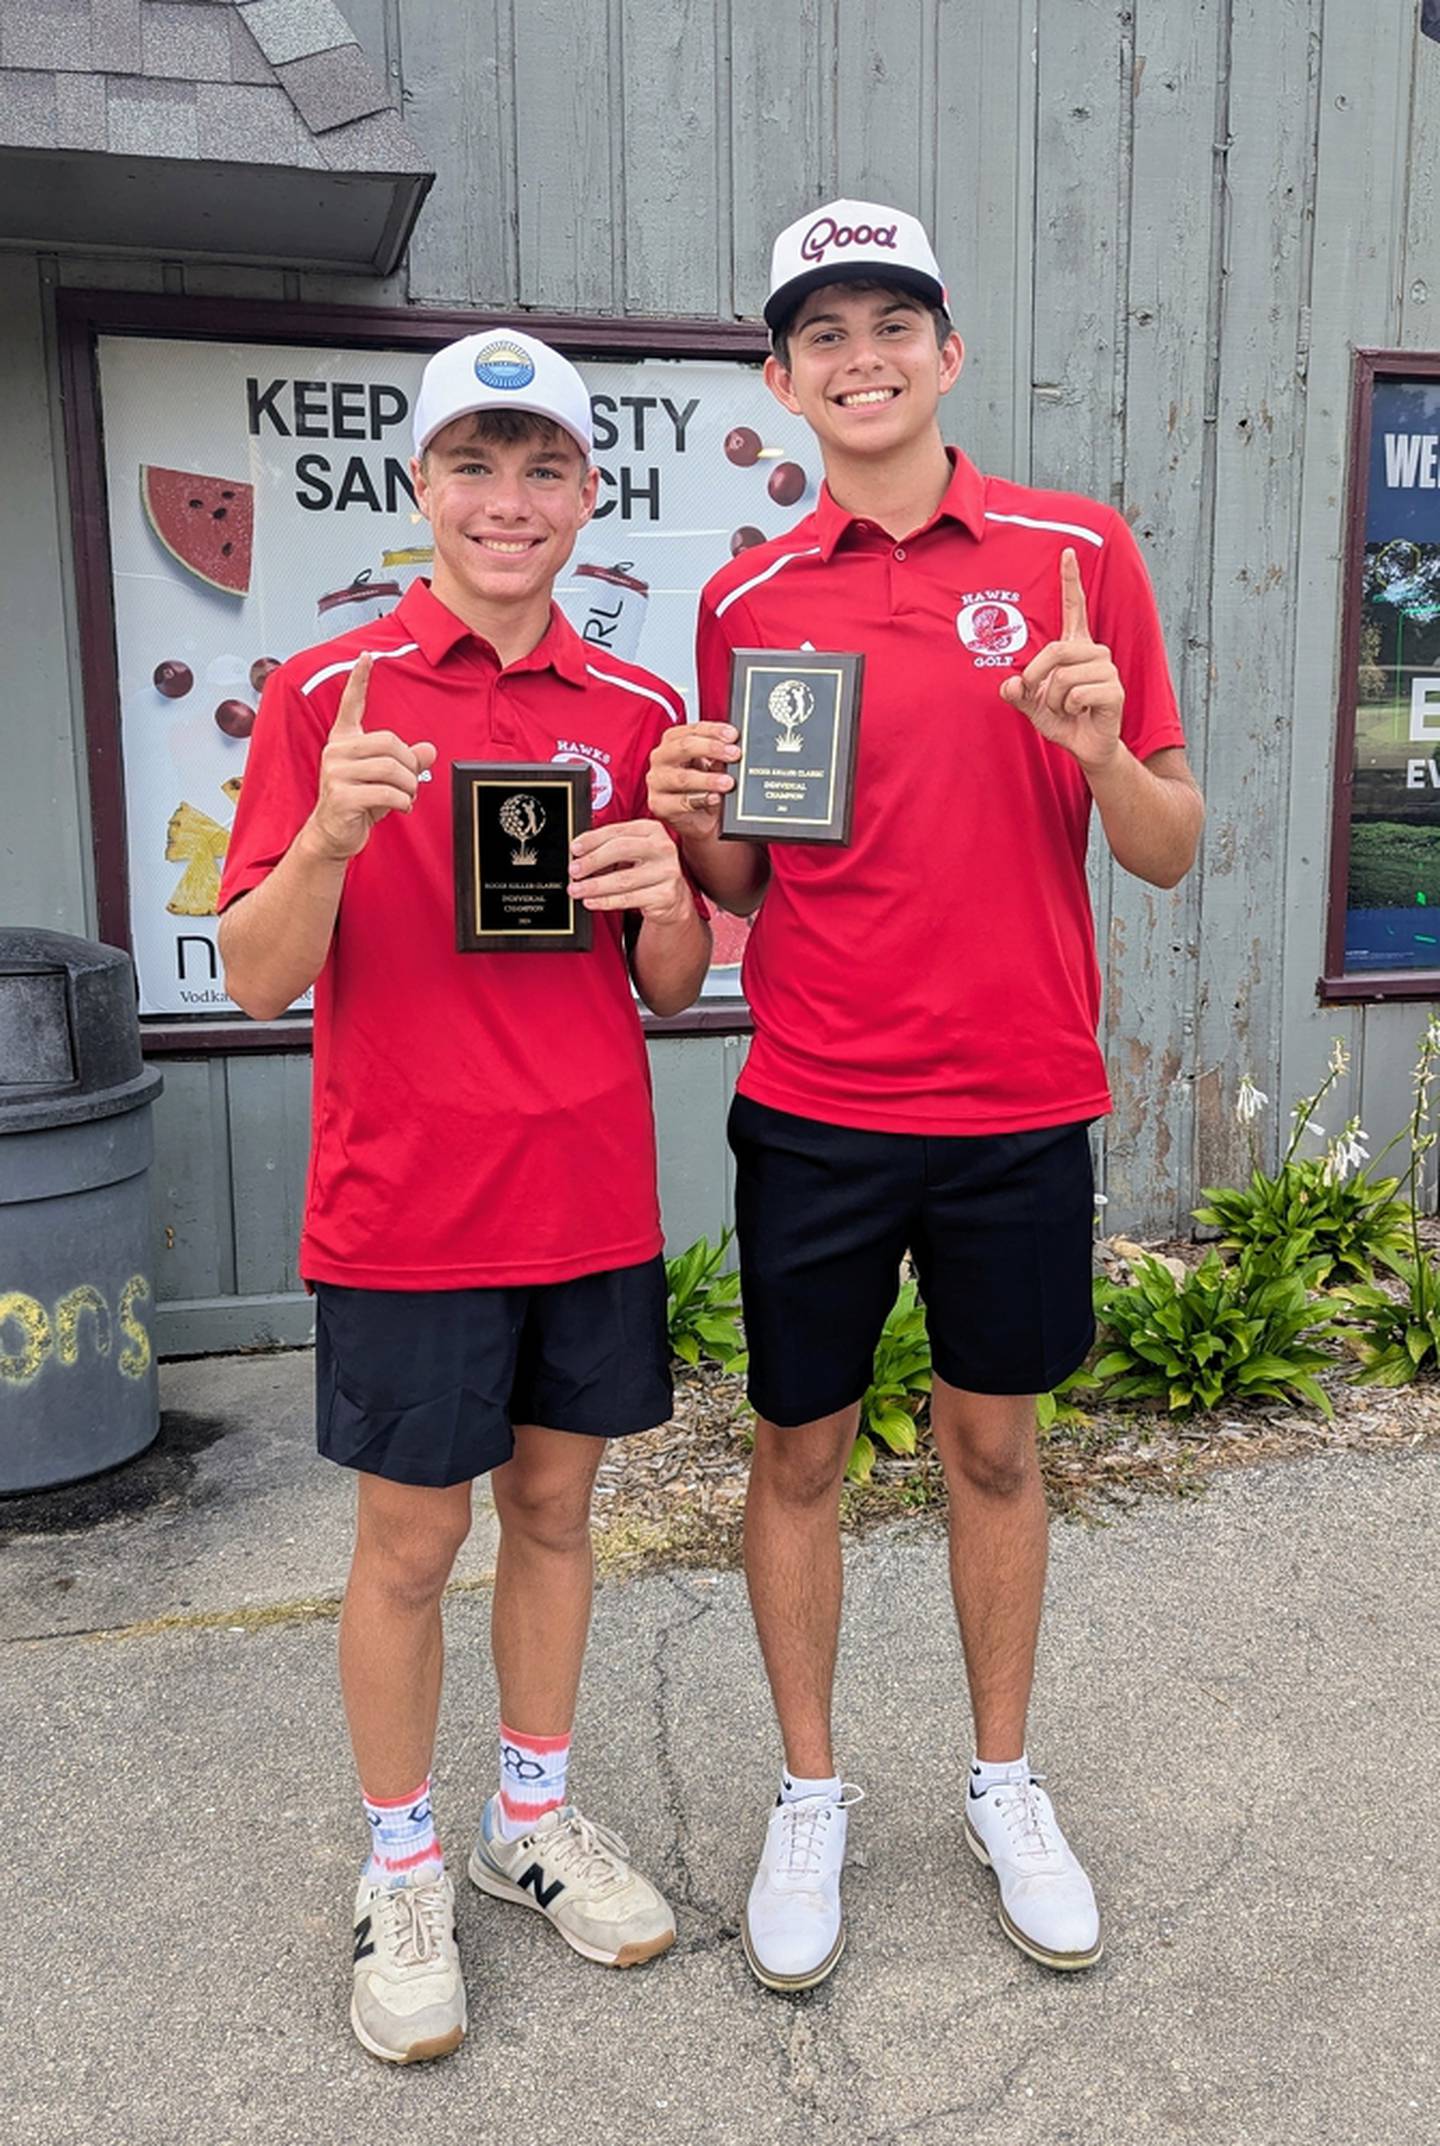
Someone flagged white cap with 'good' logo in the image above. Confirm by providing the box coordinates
[412,330,594,458]
[764,199,947,334]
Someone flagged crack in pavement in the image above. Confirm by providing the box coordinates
[649,1574,740,1953]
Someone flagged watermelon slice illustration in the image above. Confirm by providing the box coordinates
[141,465,254,596]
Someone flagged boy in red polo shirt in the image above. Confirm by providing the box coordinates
[649,203,1205,1990]
[220,331,710,2063]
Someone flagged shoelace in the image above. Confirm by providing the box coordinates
[777,1784,865,1880]
[374,1881,450,1970]
[988,1775,1058,1865]
[534,1811,633,1898]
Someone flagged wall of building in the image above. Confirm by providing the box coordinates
[3,0,1439,1352]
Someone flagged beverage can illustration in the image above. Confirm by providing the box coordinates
[570,561,650,662]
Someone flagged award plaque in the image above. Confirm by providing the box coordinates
[720,648,864,845]
[453,762,593,952]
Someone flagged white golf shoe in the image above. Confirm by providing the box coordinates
[742,1786,864,1991]
[964,1769,1102,1970]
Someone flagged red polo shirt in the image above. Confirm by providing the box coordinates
[220,579,686,1289]
[697,450,1186,1135]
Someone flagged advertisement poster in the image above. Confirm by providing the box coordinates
[1345,374,1440,972]
[97,334,818,1017]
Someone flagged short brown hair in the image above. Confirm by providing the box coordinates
[421,408,581,469]
[771,280,952,369]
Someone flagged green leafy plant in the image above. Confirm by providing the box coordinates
[1195,1045,1411,1285]
[848,1279,932,1483]
[665,1230,747,1374]
[1337,1015,1440,1386]
[1036,1367,1093,1434]
[1194,1162,1411,1286]
[1090,1243,1338,1417]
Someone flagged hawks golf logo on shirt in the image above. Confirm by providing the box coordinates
[473,340,536,391]
[956,592,1029,669]
[552,741,614,811]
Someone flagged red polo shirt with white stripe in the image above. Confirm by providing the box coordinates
[220,578,685,1289]
[697,450,1186,1135]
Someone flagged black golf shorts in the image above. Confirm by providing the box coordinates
[313,1255,673,1487]
[727,1095,1096,1427]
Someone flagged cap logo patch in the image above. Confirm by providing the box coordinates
[800,215,899,265]
[473,341,536,391]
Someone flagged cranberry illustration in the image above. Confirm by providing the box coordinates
[768,462,806,506]
[215,699,255,739]
[153,660,193,699]
[249,656,280,695]
[730,526,766,556]
[724,426,762,467]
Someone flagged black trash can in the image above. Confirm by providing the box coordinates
[0,930,164,1492]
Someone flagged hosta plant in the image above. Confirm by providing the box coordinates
[1196,1043,1410,1284]
[1334,1012,1440,1386]
[1337,1261,1440,1385]
[665,1230,747,1374]
[1193,1161,1411,1287]
[848,1279,932,1483]
[1090,1244,1338,1417]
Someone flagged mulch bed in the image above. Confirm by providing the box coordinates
[590,1234,1440,1574]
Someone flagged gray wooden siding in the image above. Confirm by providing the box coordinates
[4,0,1440,1351]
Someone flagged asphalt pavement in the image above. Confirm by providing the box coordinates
[2,1348,1436,2146]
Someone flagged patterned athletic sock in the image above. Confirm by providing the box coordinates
[969,1751,1031,1800]
[362,1777,444,1888]
[496,1722,571,1840]
[780,1768,842,1806]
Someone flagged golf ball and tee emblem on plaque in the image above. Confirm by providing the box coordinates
[452,763,593,952]
[720,650,864,845]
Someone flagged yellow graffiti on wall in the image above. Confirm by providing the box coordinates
[0,1276,152,1388]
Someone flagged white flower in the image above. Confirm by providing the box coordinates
[1291,1105,1326,1140]
[1235,1075,1268,1125]
[1328,1037,1351,1077]
[1322,1118,1369,1184]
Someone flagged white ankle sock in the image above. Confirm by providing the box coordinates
[780,1769,842,1805]
[969,1752,1030,1799]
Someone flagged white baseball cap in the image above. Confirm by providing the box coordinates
[412,330,594,458]
[765,199,948,334]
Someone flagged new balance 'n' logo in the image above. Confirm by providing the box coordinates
[353,1914,375,1963]
[518,1862,565,1910]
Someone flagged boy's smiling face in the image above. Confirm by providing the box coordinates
[412,415,598,618]
[764,286,963,462]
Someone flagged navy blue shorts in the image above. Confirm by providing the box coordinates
[727,1096,1096,1427]
[313,1257,673,1488]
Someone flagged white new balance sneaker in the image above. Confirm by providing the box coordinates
[964,1770,1102,1970]
[742,1786,864,1992]
[468,1799,675,1967]
[350,1871,466,2064]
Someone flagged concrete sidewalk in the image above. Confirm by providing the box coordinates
[3,1351,1437,2146]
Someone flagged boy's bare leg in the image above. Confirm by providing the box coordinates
[929,1378,1047,1761]
[489,1423,606,1732]
[339,1473,473,1797]
[742,1405,860,1777]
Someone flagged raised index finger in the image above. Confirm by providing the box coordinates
[330,652,372,736]
[1060,548,1090,642]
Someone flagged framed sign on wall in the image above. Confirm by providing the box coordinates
[1326,349,1440,1001]
[60,292,817,1047]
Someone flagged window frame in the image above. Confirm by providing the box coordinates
[57,287,769,1054]
[1322,344,1440,1003]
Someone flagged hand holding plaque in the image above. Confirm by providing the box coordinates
[453,762,593,952]
[720,649,863,845]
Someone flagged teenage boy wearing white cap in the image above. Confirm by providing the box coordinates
[650,203,1204,1989]
[220,330,710,2062]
